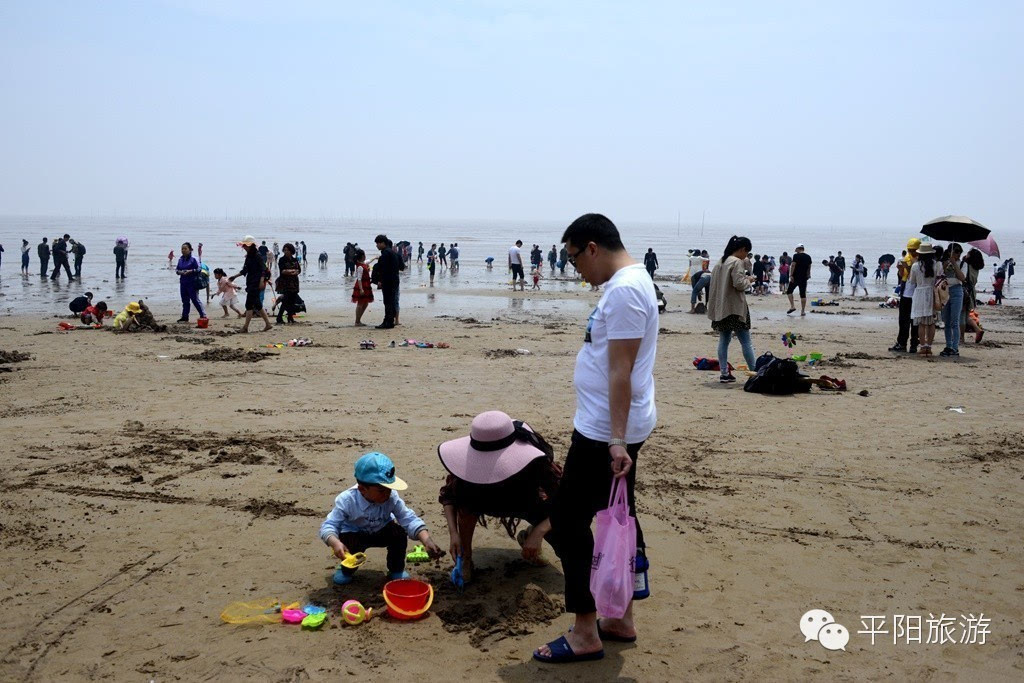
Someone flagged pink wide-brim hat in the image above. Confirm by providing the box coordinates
[438,411,547,485]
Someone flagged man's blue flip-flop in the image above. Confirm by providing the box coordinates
[532,636,604,664]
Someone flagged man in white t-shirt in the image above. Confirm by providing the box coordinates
[508,239,525,291]
[534,213,657,665]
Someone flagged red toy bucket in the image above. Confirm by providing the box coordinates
[197,317,209,329]
[382,579,433,620]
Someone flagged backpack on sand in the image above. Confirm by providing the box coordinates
[743,358,810,395]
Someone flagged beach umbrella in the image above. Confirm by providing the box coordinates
[878,253,896,265]
[967,235,1000,258]
[921,215,990,243]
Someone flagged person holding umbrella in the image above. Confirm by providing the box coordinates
[939,244,966,357]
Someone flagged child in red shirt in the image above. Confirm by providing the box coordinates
[993,271,1005,304]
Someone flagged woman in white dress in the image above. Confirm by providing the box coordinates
[909,242,938,356]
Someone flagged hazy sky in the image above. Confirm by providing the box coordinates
[1,1,1021,228]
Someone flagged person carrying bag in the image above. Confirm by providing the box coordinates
[590,479,637,619]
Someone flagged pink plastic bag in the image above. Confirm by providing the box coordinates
[589,479,637,619]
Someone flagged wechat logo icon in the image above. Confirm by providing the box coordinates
[800,609,849,651]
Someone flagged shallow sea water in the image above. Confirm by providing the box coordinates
[0,215,1017,317]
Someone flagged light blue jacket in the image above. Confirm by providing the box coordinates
[319,486,427,544]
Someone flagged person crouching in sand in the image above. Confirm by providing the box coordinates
[320,452,443,585]
[438,411,562,584]
[80,301,108,326]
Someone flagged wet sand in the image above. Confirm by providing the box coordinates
[0,291,1021,681]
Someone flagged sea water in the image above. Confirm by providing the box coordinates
[0,215,1017,317]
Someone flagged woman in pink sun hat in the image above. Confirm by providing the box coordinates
[438,411,562,584]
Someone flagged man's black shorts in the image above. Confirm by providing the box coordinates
[510,264,525,280]
[787,279,808,297]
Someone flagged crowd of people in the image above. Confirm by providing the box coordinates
[888,238,1006,357]
[2,230,1014,351]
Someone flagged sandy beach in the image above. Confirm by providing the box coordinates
[1,289,1021,681]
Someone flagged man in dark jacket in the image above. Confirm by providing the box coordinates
[71,239,86,277]
[50,235,73,281]
[643,248,659,278]
[373,234,404,329]
[37,237,50,277]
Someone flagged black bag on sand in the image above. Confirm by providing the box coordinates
[694,302,706,314]
[754,351,775,371]
[743,358,810,395]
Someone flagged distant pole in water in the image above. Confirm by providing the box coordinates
[677,210,680,238]
[700,210,705,239]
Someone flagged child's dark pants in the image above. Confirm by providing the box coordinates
[337,521,408,574]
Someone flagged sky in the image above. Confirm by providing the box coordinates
[0,0,1021,228]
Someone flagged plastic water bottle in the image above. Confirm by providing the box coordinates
[633,549,650,600]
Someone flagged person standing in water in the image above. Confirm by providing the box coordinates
[37,237,50,277]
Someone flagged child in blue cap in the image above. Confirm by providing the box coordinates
[320,452,444,585]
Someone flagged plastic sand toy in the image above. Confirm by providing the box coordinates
[301,612,328,630]
[781,332,797,348]
[406,544,430,564]
[383,579,434,620]
[341,599,373,625]
[220,597,282,625]
[281,609,307,624]
[450,555,466,592]
[340,552,367,569]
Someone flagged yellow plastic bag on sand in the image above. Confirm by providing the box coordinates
[220,597,283,625]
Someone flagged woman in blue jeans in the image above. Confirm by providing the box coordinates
[940,243,966,357]
[707,236,757,383]
[175,242,206,322]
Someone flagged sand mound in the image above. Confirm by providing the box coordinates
[484,349,529,359]
[179,348,271,362]
[0,350,32,364]
[241,498,319,519]
[164,335,215,345]
[437,583,562,648]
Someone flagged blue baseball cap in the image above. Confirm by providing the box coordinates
[354,452,407,490]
